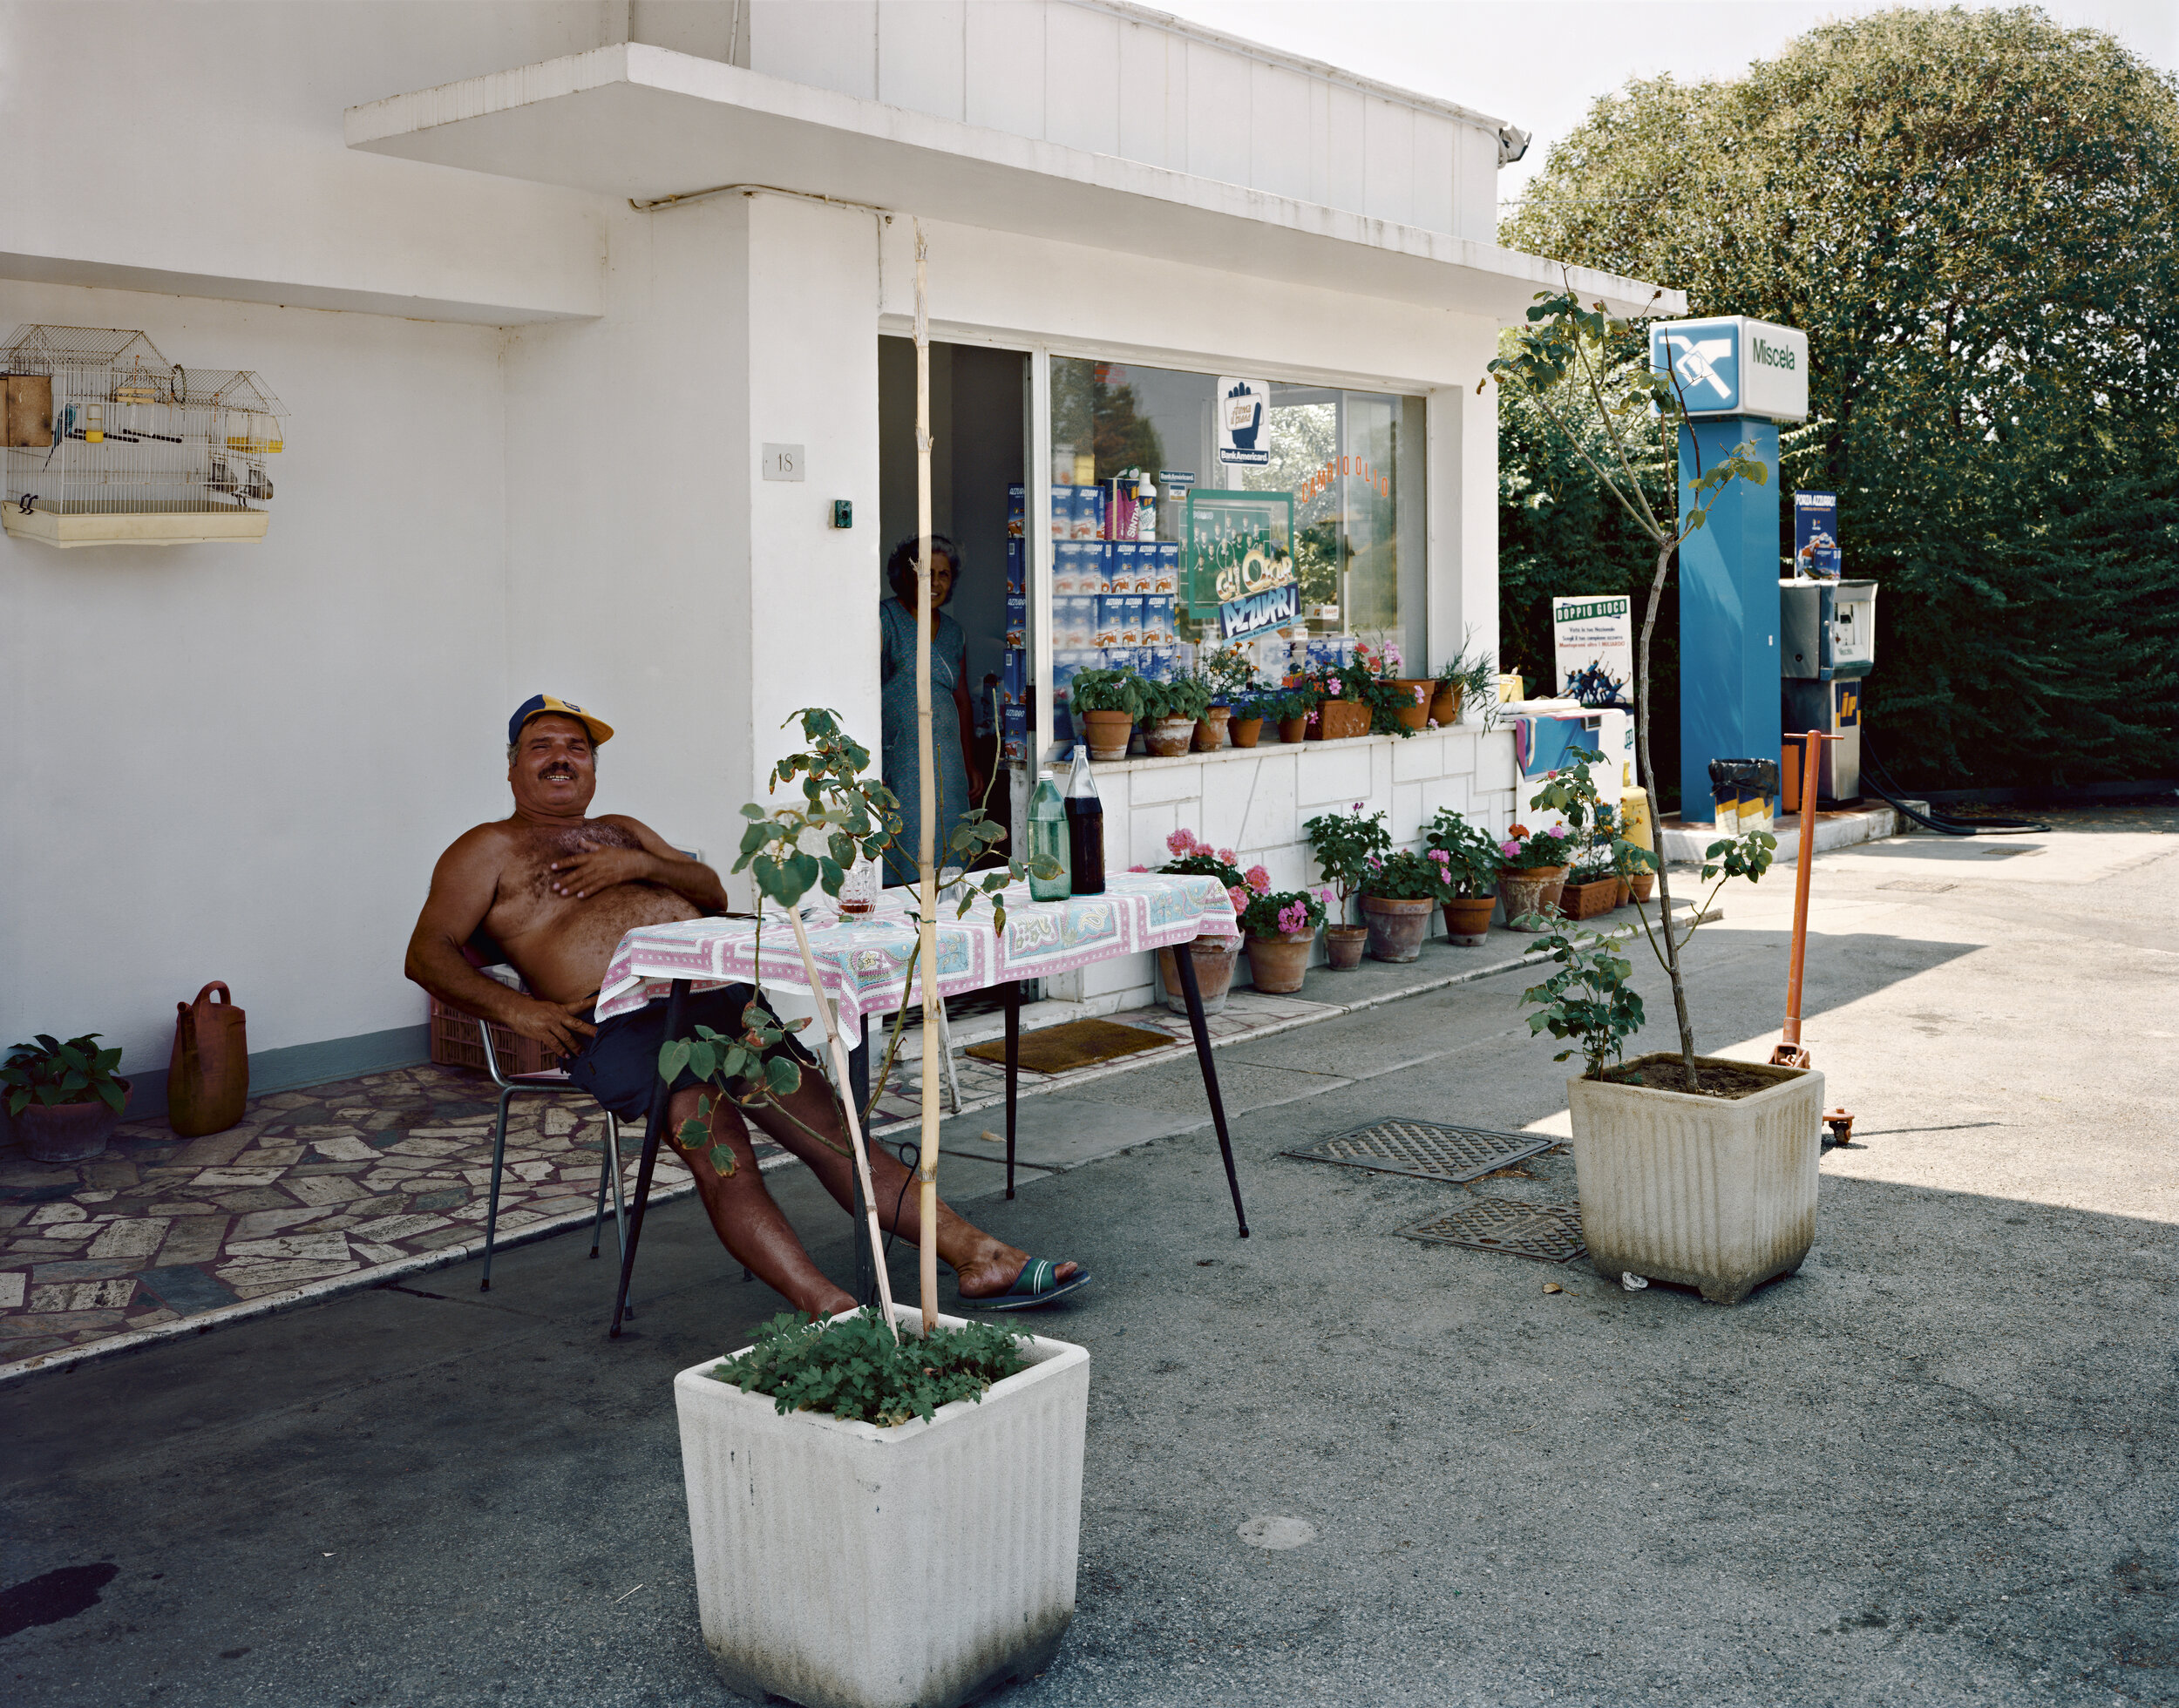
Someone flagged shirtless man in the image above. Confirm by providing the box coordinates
[404,695,1087,1314]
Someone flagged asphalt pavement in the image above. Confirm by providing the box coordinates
[3,816,2174,1706]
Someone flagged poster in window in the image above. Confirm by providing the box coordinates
[1214,378,1271,468]
[1187,490,1296,640]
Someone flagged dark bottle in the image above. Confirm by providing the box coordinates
[1062,743,1105,896]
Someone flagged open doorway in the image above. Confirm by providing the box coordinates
[877,336,1028,882]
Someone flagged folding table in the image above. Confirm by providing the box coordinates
[592,871,1250,1335]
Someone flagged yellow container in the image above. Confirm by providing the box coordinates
[1619,786,1653,855]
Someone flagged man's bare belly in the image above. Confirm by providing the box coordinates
[485,823,703,1006]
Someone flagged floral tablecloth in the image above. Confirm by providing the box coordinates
[595,871,1239,1026]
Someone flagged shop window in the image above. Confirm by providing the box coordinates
[1047,357,1423,742]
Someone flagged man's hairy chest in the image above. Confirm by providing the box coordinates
[494,821,643,917]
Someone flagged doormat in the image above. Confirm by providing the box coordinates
[1398,1197,1587,1264]
[1281,1119,1554,1184]
[965,1020,1174,1075]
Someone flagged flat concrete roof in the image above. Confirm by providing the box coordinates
[347,44,1681,322]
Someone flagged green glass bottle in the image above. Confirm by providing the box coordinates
[1028,769,1071,901]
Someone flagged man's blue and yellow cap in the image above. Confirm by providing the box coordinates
[508,694,614,748]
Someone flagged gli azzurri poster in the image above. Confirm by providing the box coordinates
[1186,489,1295,640]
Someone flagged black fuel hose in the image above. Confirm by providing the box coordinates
[1861,743,2048,836]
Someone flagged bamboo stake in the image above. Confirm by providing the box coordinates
[784,905,898,1337]
[913,223,940,1337]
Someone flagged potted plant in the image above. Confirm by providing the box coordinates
[1260,684,1316,744]
[1302,805,1389,968]
[1529,748,1634,919]
[1143,672,1212,757]
[1298,661,1371,741]
[1227,689,1266,749]
[3,1033,132,1162]
[1069,667,1145,761]
[1431,638,1497,729]
[1233,885,1327,993]
[1356,849,1442,962]
[1492,278,1805,1302]
[1497,823,1573,928]
[1151,830,1257,1014]
[1424,809,1501,943]
[677,1305,1089,1705]
[1197,646,1256,750]
[1355,635,1431,734]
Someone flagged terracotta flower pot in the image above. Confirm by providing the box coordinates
[1158,933,1241,1015]
[14,1078,131,1163]
[1081,709,1133,762]
[1192,708,1232,752]
[1391,679,1433,732]
[1277,715,1309,744]
[1361,895,1433,962]
[1324,925,1368,969]
[1310,700,1371,742]
[1244,930,1314,994]
[1628,872,1656,903]
[1144,715,1197,758]
[1441,895,1496,946]
[1558,876,1623,919]
[1231,716,1264,749]
[1499,865,1567,931]
[1429,684,1463,727]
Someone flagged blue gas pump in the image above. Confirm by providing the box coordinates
[1650,316,1810,818]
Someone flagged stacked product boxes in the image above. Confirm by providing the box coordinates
[1008,481,1186,749]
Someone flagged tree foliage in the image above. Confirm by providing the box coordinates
[1503,5,2179,790]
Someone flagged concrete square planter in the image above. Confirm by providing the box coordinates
[674,1307,1090,1708]
[1567,1057,1823,1305]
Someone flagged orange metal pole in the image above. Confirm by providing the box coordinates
[1778,730,1840,1057]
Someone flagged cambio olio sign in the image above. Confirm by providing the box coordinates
[1649,316,1809,423]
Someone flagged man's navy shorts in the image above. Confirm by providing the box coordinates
[566,984,816,1122]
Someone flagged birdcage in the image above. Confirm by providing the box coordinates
[1,324,288,548]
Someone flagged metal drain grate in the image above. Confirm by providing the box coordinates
[1399,1197,1587,1264]
[1281,1119,1555,1184]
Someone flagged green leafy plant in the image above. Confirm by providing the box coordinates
[1303,807,1392,923]
[3,1034,126,1117]
[1360,848,1446,902]
[1424,809,1501,898]
[709,1308,1029,1427]
[679,708,1047,1175]
[1499,824,1573,871]
[1518,923,1646,1079]
[1198,642,1259,707]
[1145,671,1215,723]
[1069,668,1150,722]
[1434,634,1500,729]
[1235,886,1327,939]
[1256,684,1318,725]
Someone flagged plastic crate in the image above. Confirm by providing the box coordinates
[429,997,565,1076]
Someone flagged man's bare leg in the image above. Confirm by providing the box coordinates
[662,1085,858,1318]
[740,1068,1079,1300]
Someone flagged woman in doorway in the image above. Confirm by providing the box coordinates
[879,534,985,885]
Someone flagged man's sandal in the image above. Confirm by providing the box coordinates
[971,1257,1091,1312]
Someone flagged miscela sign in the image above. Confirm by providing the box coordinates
[1650,316,1809,423]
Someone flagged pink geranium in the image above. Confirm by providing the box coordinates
[1216,847,1237,865]
[1245,864,1272,893]
[1166,828,1199,856]
[1226,884,1247,913]
[1327,676,1344,697]
[1276,900,1307,935]
[1128,863,1149,871]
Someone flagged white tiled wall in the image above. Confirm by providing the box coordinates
[1046,725,1520,1010]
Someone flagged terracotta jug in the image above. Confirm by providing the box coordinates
[167,981,248,1135]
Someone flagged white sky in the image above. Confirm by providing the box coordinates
[1154,1,2179,209]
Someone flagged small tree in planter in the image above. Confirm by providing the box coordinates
[1302,805,1390,967]
[1489,281,1817,1303]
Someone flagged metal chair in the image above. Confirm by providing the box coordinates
[469,1003,630,1298]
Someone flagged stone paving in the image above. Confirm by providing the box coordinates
[0,940,1533,1379]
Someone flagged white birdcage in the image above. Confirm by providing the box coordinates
[1,324,288,547]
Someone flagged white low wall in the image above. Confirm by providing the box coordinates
[1045,722,1519,1011]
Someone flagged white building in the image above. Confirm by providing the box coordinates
[1,1,1678,1113]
